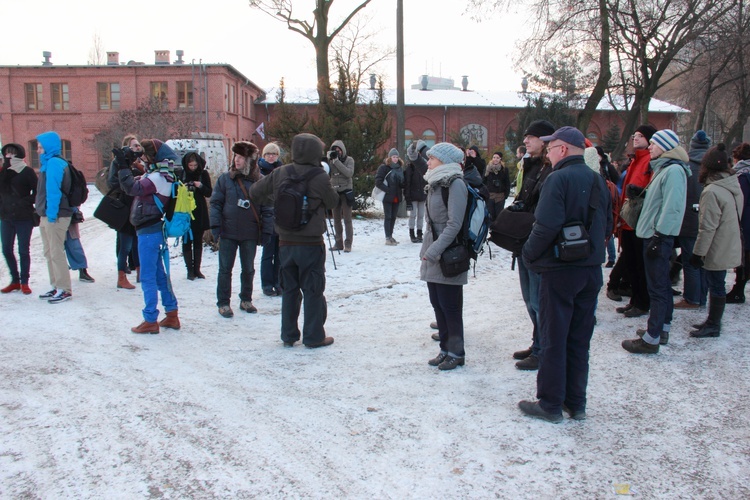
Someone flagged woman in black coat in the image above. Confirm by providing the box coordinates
[375,148,405,245]
[181,152,213,280]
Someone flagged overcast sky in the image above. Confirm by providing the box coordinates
[0,0,530,92]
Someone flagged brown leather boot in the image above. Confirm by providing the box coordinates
[159,310,180,330]
[117,271,136,290]
[131,321,159,334]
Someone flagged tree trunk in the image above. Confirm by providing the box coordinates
[577,0,611,135]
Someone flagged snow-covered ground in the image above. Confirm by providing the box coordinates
[1,189,748,498]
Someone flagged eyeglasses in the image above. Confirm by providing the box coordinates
[631,133,644,140]
[264,152,279,156]
[547,144,564,153]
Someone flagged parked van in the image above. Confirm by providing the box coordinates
[166,133,229,181]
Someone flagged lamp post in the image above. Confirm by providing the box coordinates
[396,0,405,155]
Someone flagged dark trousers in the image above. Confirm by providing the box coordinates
[536,267,602,414]
[260,233,280,290]
[517,257,541,355]
[427,282,465,357]
[1,219,33,284]
[643,235,675,343]
[621,230,650,311]
[383,202,398,238]
[116,229,139,270]
[217,238,257,306]
[117,231,134,272]
[279,245,328,345]
[182,220,204,274]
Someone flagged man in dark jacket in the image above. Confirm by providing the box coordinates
[210,141,272,318]
[511,119,555,371]
[250,134,339,348]
[405,140,428,243]
[519,126,611,423]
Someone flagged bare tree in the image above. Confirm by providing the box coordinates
[87,32,105,65]
[249,0,372,106]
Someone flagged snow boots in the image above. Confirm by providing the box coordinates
[690,295,725,338]
[117,271,136,290]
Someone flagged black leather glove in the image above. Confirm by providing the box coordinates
[689,253,704,269]
[112,148,132,170]
[507,201,527,213]
[646,234,662,259]
[626,184,644,198]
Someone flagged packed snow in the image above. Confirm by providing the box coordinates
[1,189,748,498]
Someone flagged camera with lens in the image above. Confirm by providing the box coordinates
[328,149,338,160]
[237,199,251,210]
[121,146,139,163]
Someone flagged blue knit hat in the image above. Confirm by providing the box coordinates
[426,142,464,165]
[650,129,680,152]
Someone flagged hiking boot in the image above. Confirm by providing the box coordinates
[385,238,398,246]
[240,301,257,313]
[515,354,539,370]
[159,310,180,330]
[1,282,20,294]
[674,299,699,310]
[622,337,659,354]
[20,284,32,295]
[563,404,587,421]
[623,306,648,318]
[606,288,622,301]
[438,355,465,370]
[431,332,440,341]
[518,400,563,423]
[430,321,438,330]
[428,352,448,366]
[78,269,95,283]
[48,290,72,304]
[117,271,136,290]
[306,337,334,348]
[218,305,234,318]
[390,237,399,245]
[344,243,352,253]
[513,347,533,360]
[39,288,57,299]
[131,321,159,334]
[636,328,669,345]
[615,303,633,314]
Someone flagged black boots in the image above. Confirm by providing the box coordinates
[184,242,205,280]
[409,229,419,243]
[726,280,746,304]
[690,295,726,338]
[416,229,423,242]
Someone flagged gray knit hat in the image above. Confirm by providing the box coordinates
[426,142,464,165]
[388,148,400,158]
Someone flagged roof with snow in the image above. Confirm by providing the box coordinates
[259,87,688,114]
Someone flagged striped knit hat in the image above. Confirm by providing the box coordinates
[650,129,680,152]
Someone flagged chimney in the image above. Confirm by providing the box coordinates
[175,50,185,65]
[369,74,377,90]
[107,52,120,65]
[42,51,52,66]
[154,50,170,65]
[461,76,469,91]
[420,75,429,91]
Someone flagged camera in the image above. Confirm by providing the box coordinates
[186,181,196,192]
[121,146,139,163]
[237,199,251,210]
[328,149,338,160]
[507,201,527,213]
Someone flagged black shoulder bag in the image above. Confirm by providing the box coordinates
[554,175,599,262]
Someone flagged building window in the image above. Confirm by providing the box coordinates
[97,82,120,110]
[27,139,71,168]
[51,83,69,111]
[242,91,251,118]
[25,83,43,111]
[225,83,236,113]
[459,124,488,148]
[422,129,437,148]
[177,81,193,108]
[150,81,168,106]
[404,129,414,147]
[61,140,72,162]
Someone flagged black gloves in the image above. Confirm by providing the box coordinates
[626,184,644,198]
[507,201,527,213]
[112,147,136,170]
[689,253,704,268]
[646,233,662,259]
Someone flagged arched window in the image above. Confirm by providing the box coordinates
[405,129,414,147]
[460,124,488,148]
[422,129,436,148]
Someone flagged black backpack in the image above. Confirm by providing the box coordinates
[58,156,89,207]
[274,167,326,231]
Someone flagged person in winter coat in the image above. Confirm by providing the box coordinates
[484,151,511,220]
[404,140,429,243]
[258,142,283,296]
[327,139,355,252]
[181,152,212,280]
[375,148,405,245]
[210,141,272,318]
[675,130,710,309]
[623,129,690,354]
[689,144,744,338]
[250,133,340,348]
[596,146,619,184]
[421,142,469,371]
[115,139,181,334]
[519,126,611,423]
[726,143,750,303]
[107,135,144,290]
[465,145,486,177]
[35,131,75,304]
[0,144,37,295]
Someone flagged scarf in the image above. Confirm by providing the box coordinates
[9,156,27,173]
[486,161,503,175]
[735,159,750,177]
[423,163,463,188]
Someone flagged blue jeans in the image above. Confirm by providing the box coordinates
[643,235,675,344]
[705,270,728,298]
[427,282,465,357]
[1,219,34,284]
[606,237,616,263]
[138,228,178,323]
[279,245,328,345]
[117,231,135,272]
[518,257,541,355]
[217,238,257,306]
[260,233,280,290]
[64,230,88,270]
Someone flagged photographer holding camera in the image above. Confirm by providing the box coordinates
[327,140,355,252]
[209,142,272,318]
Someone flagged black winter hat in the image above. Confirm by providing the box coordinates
[1,143,26,159]
[523,120,556,139]
[232,141,259,159]
[635,125,657,142]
